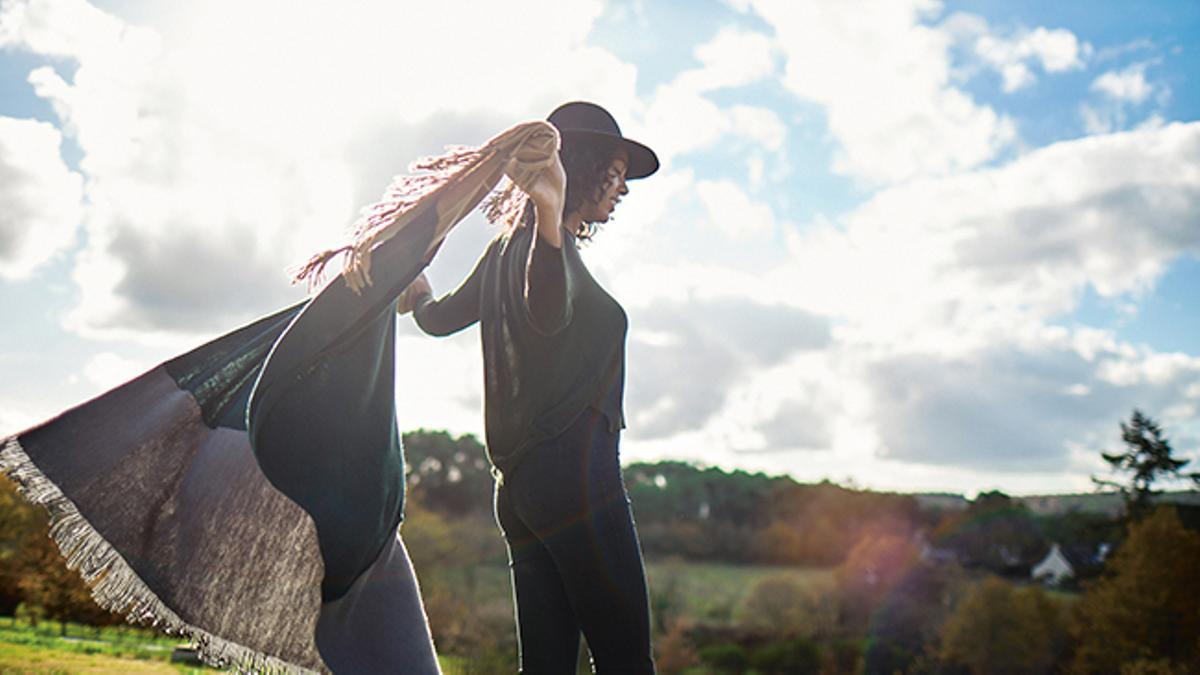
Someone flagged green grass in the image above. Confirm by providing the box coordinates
[647,560,835,621]
[0,640,193,673]
[0,562,840,671]
[0,619,213,673]
[0,618,474,673]
[423,559,837,622]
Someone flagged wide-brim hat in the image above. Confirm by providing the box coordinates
[547,101,659,180]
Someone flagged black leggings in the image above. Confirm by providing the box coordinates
[495,407,655,674]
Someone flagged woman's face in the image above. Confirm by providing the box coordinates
[579,150,629,224]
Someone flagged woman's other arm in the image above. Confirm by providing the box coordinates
[403,243,490,336]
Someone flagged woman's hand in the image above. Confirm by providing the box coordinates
[507,154,566,248]
[508,153,565,214]
[396,272,432,315]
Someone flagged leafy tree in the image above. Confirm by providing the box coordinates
[17,526,118,633]
[836,532,920,629]
[768,481,920,566]
[934,490,1047,574]
[1037,509,1122,585]
[0,477,117,630]
[939,576,1069,674]
[1093,410,1200,519]
[625,462,783,563]
[402,429,495,515]
[863,561,967,675]
[0,478,41,616]
[737,575,836,638]
[625,461,923,565]
[1069,506,1200,674]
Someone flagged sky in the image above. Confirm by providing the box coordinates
[1,0,1198,497]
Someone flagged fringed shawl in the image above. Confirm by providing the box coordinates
[0,120,560,672]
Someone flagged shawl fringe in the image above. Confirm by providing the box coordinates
[291,120,559,292]
[0,435,314,674]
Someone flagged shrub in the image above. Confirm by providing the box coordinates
[836,532,920,629]
[654,619,699,674]
[736,575,809,634]
[738,574,839,640]
[750,636,821,674]
[698,642,749,673]
[940,576,1070,674]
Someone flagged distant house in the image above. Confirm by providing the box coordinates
[914,529,958,565]
[1032,543,1074,585]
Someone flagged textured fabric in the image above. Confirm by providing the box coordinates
[414,220,628,475]
[1,119,564,672]
[315,533,439,674]
[2,365,326,671]
[1,207,442,671]
[495,406,655,674]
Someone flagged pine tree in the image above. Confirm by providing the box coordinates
[1093,410,1200,519]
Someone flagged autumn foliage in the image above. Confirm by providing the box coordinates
[1069,506,1200,674]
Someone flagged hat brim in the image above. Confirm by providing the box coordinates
[560,129,660,180]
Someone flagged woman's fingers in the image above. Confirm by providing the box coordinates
[395,273,431,315]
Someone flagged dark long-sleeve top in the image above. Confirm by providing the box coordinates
[412,220,627,475]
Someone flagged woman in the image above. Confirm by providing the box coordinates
[399,101,659,674]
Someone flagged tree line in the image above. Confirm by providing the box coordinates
[400,428,1144,577]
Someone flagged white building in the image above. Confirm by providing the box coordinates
[1031,543,1075,585]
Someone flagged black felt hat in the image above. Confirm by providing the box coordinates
[547,101,659,180]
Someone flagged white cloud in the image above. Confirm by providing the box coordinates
[0,0,143,60]
[625,298,830,440]
[780,121,1200,351]
[392,329,484,438]
[1080,103,1117,135]
[0,405,37,438]
[1092,63,1155,104]
[973,25,1087,92]
[1094,38,1156,64]
[0,116,82,279]
[0,0,636,342]
[747,0,1016,184]
[728,105,787,151]
[641,84,731,162]
[4,0,1198,497]
[1081,63,1166,135]
[689,26,777,92]
[863,331,1200,472]
[941,13,1088,93]
[687,120,1200,484]
[640,26,781,163]
[82,351,148,390]
[695,179,777,238]
[617,310,1200,492]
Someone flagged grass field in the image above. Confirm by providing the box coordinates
[0,562,839,672]
[0,641,190,673]
[424,559,836,619]
[0,620,481,673]
[647,560,835,621]
[0,620,211,673]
